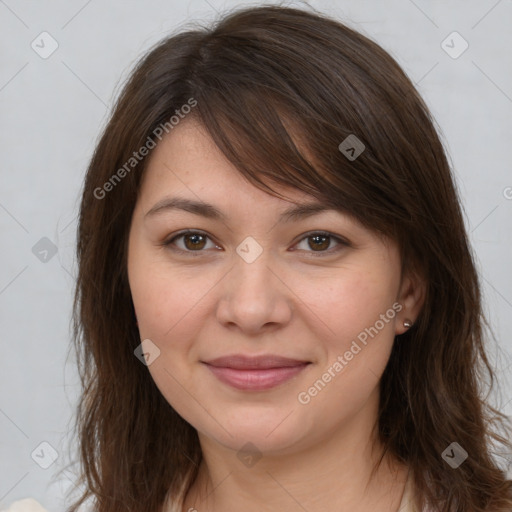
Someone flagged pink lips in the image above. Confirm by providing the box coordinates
[202,354,310,391]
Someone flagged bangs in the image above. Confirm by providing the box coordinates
[164,26,414,239]
[185,78,403,242]
[193,84,342,206]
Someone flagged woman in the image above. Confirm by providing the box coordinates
[55,4,512,512]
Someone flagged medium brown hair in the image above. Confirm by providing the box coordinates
[63,4,512,511]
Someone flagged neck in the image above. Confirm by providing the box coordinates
[181,391,409,512]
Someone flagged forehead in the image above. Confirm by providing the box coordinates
[132,119,398,260]
[139,117,320,214]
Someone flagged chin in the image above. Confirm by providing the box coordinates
[194,405,315,456]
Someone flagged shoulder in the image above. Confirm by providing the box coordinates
[0,499,49,512]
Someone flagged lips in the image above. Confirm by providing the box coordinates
[202,354,311,391]
[204,354,309,369]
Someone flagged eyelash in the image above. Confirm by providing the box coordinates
[161,230,349,258]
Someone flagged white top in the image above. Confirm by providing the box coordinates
[0,499,48,512]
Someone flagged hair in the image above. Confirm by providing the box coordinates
[63,3,512,512]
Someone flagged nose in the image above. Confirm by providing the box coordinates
[215,245,293,335]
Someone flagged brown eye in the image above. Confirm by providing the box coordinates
[163,230,348,258]
[183,232,207,250]
[293,231,348,256]
[308,234,331,251]
[163,230,219,255]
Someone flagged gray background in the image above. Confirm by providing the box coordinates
[1,0,511,509]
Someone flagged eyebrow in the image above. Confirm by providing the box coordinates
[144,196,335,223]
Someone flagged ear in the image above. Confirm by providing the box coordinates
[395,270,426,335]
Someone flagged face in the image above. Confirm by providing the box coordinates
[127,117,422,456]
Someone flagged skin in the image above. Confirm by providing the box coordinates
[127,117,426,512]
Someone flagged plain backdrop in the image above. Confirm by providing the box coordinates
[1,0,511,509]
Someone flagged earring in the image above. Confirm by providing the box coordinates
[403,319,413,329]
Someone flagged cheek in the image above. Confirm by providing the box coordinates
[295,276,398,428]
[297,269,399,412]
[128,255,213,419]
[131,270,204,343]
[129,241,197,334]
[291,263,399,351]
[128,249,225,368]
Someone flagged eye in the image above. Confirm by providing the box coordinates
[161,230,348,257]
[292,231,348,257]
[162,230,220,256]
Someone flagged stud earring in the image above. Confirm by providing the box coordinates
[403,319,413,329]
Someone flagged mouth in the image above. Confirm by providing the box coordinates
[202,354,311,391]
